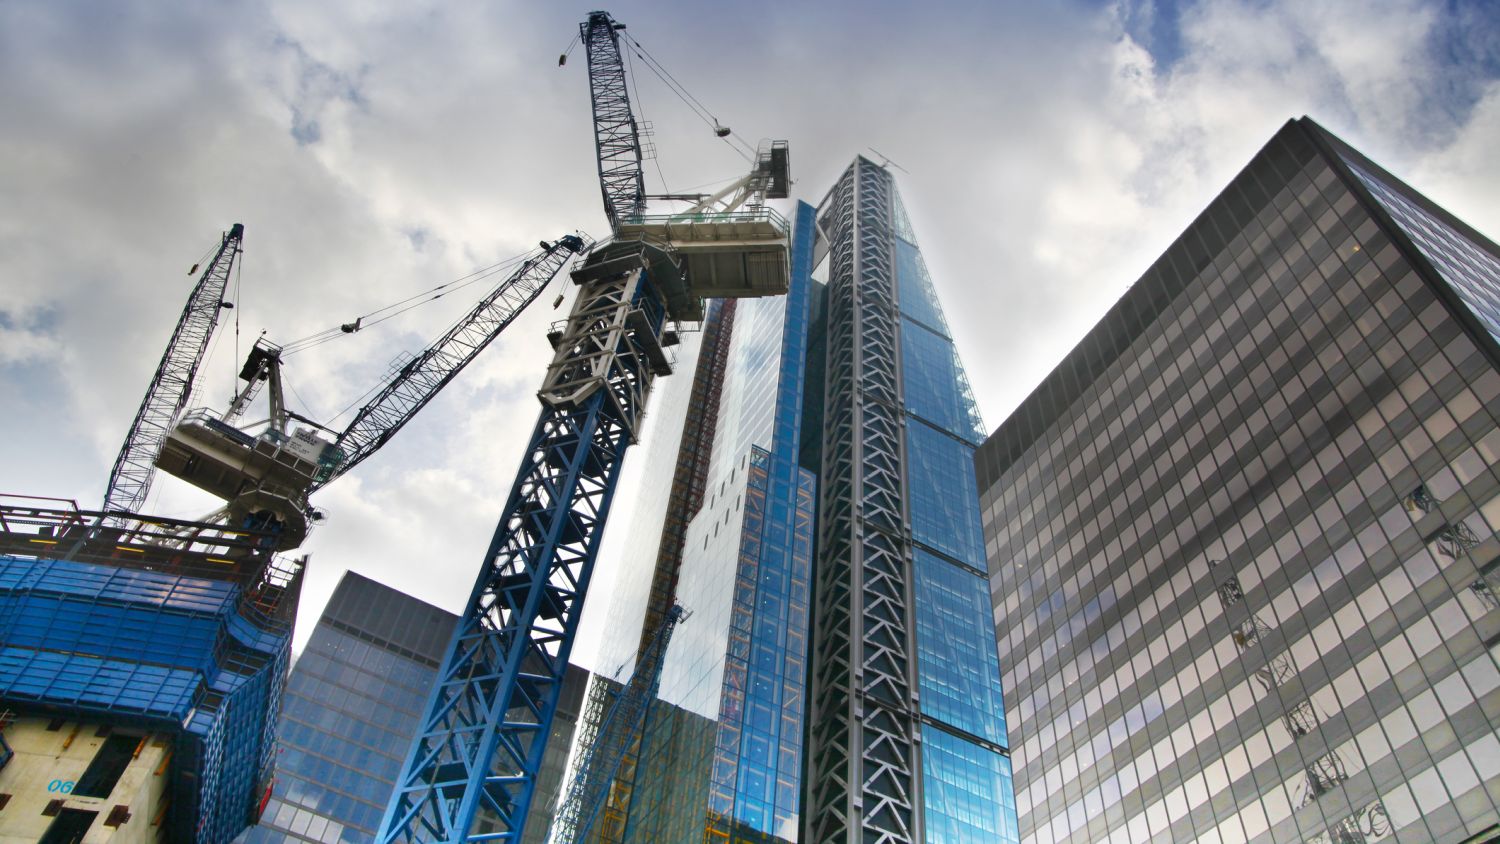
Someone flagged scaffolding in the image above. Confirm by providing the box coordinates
[0,494,302,843]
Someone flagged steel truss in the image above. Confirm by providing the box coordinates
[317,235,589,491]
[378,267,670,843]
[104,224,243,516]
[581,11,646,230]
[807,158,919,843]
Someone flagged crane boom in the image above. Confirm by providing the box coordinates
[152,233,587,550]
[104,223,243,516]
[548,605,685,844]
[314,235,591,491]
[582,11,646,231]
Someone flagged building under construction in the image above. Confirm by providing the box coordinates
[0,497,302,843]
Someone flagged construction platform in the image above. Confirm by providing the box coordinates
[575,207,791,322]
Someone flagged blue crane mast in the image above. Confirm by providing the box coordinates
[378,10,791,843]
[103,223,243,518]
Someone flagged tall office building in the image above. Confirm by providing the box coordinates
[975,117,1500,844]
[805,158,1015,844]
[244,572,587,844]
[581,159,1017,843]
[0,500,301,843]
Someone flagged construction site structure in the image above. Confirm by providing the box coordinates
[377,10,790,842]
[0,494,303,843]
[0,224,311,844]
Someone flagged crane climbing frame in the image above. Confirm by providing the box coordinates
[377,254,675,843]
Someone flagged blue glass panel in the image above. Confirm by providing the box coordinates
[903,318,985,444]
[905,420,984,564]
[1344,157,1500,343]
[921,725,1020,844]
[896,238,950,336]
[261,620,444,838]
[914,550,1007,745]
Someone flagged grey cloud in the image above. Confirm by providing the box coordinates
[1,0,1495,658]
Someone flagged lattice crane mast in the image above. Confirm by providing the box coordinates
[102,223,243,518]
[546,604,685,844]
[152,235,588,548]
[377,10,790,843]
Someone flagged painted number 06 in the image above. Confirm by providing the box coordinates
[47,780,75,793]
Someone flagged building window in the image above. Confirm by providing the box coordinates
[73,734,139,799]
[39,808,98,844]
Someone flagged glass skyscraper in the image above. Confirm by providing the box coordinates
[578,160,1017,843]
[976,117,1500,844]
[244,571,587,843]
[805,158,1015,844]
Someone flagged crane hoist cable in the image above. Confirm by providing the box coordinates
[619,31,757,161]
[278,248,539,356]
[622,35,674,196]
[557,32,581,66]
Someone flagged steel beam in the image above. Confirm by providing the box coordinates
[377,268,668,843]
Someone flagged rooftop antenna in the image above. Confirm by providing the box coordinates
[868,147,910,174]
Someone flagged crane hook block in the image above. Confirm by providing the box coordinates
[558,53,567,66]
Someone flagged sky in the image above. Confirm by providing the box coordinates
[2,0,1498,664]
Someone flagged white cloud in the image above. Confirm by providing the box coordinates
[1,0,1495,663]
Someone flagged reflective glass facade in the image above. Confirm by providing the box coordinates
[586,164,1014,844]
[805,157,1016,844]
[1342,157,1500,343]
[895,177,1018,844]
[244,572,586,843]
[244,573,457,843]
[976,118,1500,844]
[612,202,819,843]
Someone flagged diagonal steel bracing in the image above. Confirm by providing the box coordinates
[808,158,919,844]
[378,267,669,843]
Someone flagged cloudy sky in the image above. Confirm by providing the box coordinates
[3,0,1497,663]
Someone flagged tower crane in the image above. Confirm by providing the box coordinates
[378,10,790,843]
[102,223,243,518]
[547,604,685,844]
[151,234,589,548]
